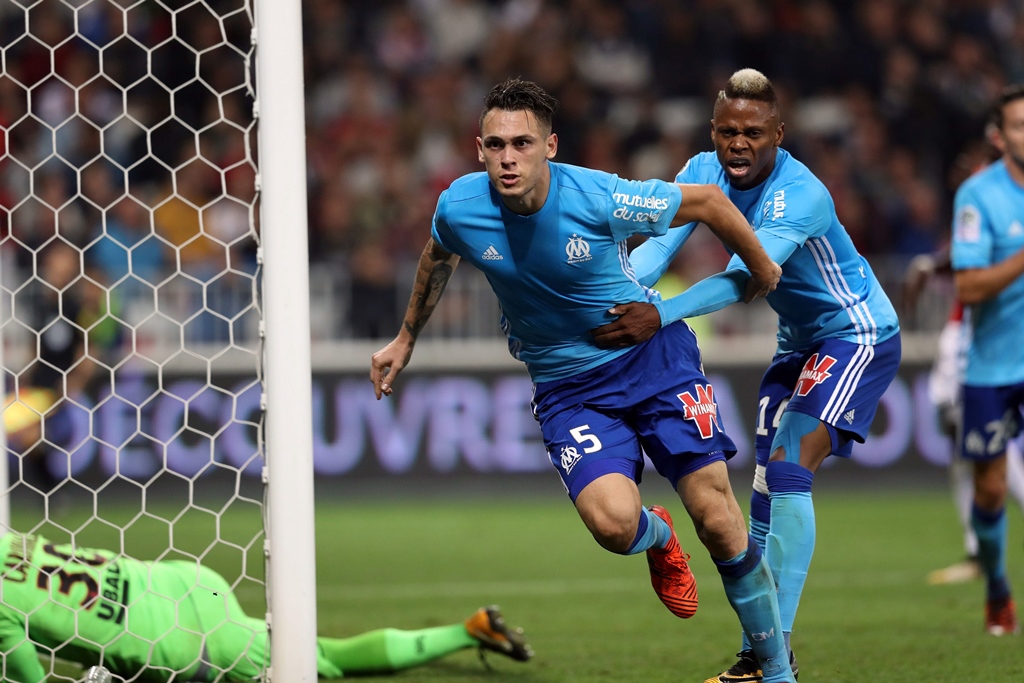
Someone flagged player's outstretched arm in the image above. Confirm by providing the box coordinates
[592,229,798,348]
[371,238,460,399]
[654,229,799,320]
[672,183,780,297]
[591,271,748,348]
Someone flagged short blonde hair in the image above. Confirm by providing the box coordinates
[715,68,778,118]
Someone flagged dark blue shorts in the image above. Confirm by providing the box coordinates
[533,321,736,501]
[960,382,1024,462]
[754,333,902,466]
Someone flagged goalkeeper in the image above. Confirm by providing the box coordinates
[0,532,532,682]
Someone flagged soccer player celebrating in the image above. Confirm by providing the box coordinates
[0,532,532,681]
[591,69,902,681]
[950,82,1024,636]
[371,78,797,683]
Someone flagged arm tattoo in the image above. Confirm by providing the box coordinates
[403,246,454,339]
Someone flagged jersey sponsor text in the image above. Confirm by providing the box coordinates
[612,193,670,210]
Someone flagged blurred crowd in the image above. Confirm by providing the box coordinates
[1,0,1022,343]
[0,0,257,355]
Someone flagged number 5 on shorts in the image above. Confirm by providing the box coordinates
[569,425,603,453]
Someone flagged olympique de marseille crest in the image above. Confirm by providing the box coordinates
[565,233,592,264]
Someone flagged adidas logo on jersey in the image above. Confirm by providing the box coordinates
[843,409,855,424]
[482,245,504,260]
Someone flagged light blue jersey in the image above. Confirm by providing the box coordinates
[950,160,1024,387]
[633,149,899,353]
[431,161,683,382]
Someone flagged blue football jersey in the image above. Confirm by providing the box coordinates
[431,161,683,382]
[950,160,1024,386]
[645,149,899,352]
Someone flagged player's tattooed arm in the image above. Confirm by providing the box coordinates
[403,238,460,339]
[370,238,459,399]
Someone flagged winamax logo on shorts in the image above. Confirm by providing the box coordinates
[795,353,837,396]
[677,384,720,439]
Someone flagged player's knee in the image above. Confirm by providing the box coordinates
[575,474,642,553]
[690,499,746,558]
[974,469,1008,509]
[583,507,639,553]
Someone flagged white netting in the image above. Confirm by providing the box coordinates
[1,0,264,680]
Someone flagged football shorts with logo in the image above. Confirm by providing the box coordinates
[533,321,736,501]
[754,334,902,466]
[959,382,1024,462]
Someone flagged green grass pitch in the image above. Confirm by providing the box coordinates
[17,484,1024,682]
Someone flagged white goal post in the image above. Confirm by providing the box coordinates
[0,0,318,680]
[254,0,319,680]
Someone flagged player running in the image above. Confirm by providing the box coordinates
[371,77,797,683]
[591,69,901,682]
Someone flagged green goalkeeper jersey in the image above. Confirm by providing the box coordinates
[0,532,271,682]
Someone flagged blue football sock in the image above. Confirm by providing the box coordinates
[624,507,673,555]
[740,489,772,652]
[765,461,815,633]
[715,538,792,683]
[749,489,772,552]
[971,504,1010,600]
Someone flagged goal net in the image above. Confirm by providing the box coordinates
[0,0,278,679]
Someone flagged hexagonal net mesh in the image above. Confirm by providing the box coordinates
[0,1,267,680]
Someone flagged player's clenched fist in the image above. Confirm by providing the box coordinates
[745,260,782,302]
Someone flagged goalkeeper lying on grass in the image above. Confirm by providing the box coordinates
[0,532,532,681]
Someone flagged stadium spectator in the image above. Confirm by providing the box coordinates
[594,69,901,682]
[0,531,532,681]
[371,77,796,683]
[3,1,1024,339]
[5,242,115,499]
[83,169,167,291]
[949,82,1024,636]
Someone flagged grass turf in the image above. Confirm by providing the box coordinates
[15,485,1024,682]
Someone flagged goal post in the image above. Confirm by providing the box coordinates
[254,0,320,679]
[0,0,319,679]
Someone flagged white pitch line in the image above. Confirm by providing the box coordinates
[237,569,923,603]
[310,578,643,601]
